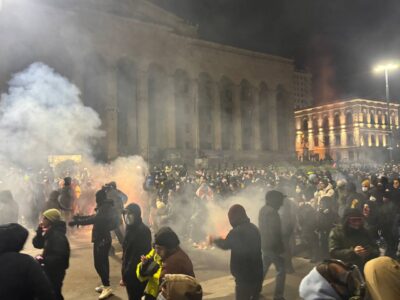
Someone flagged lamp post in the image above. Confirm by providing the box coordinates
[374,63,399,161]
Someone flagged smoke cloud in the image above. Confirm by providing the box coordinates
[0,62,103,168]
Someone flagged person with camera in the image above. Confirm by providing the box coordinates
[32,209,70,300]
[120,203,152,300]
[68,188,119,300]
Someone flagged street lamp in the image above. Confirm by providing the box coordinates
[373,62,399,161]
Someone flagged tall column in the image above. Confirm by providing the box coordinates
[212,81,222,150]
[252,87,261,151]
[267,88,278,151]
[136,69,149,159]
[232,84,242,151]
[165,74,176,149]
[189,79,199,155]
[105,68,118,160]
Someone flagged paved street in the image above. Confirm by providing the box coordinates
[23,229,314,300]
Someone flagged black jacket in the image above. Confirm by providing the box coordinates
[214,221,263,283]
[258,204,284,254]
[32,221,70,275]
[0,223,56,300]
[122,218,152,280]
[72,200,115,243]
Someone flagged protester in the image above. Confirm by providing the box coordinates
[212,204,263,300]
[329,208,380,271]
[33,209,70,300]
[258,190,286,300]
[0,223,56,300]
[69,188,119,300]
[364,256,400,300]
[121,203,152,300]
[0,190,19,224]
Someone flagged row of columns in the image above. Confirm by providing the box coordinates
[104,69,281,159]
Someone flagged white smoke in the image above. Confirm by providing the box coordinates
[0,62,103,168]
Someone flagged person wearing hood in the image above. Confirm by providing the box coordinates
[120,203,152,300]
[258,190,286,300]
[364,256,400,300]
[300,259,365,300]
[0,223,56,300]
[314,179,335,209]
[33,209,70,300]
[329,208,379,271]
[0,190,19,224]
[212,204,263,300]
[69,188,119,300]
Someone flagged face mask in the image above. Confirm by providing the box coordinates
[361,187,368,192]
[124,213,135,225]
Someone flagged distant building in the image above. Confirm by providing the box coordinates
[293,70,313,109]
[295,99,400,162]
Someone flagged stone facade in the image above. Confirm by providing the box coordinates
[0,0,296,164]
[293,70,313,109]
[295,99,400,162]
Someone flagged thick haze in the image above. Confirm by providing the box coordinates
[151,0,400,103]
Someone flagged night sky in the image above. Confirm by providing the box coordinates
[151,0,400,104]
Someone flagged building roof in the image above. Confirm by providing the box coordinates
[295,98,400,115]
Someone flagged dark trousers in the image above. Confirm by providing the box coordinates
[262,252,286,300]
[235,281,262,300]
[124,271,146,300]
[94,239,111,286]
[46,270,66,300]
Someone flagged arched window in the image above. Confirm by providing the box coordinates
[198,73,214,150]
[346,111,353,125]
[240,80,254,150]
[312,118,318,134]
[322,116,329,133]
[334,113,340,127]
[220,77,235,150]
[302,118,308,131]
[370,110,375,125]
[371,135,376,146]
[174,70,191,149]
[259,82,270,151]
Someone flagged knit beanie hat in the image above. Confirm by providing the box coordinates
[43,208,61,222]
[361,179,370,188]
[155,227,180,249]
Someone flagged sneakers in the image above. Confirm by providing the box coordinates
[99,286,113,299]
[95,285,104,293]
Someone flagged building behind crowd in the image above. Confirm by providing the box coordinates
[0,0,298,165]
[293,70,313,109]
[295,99,400,162]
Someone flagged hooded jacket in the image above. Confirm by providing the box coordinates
[299,267,342,300]
[329,209,379,270]
[32,220,70,275]
[122,204,152,280]
[258,203,284,254]
[215,205,263,283]
[364,256,400,300]
[0,223,56,300]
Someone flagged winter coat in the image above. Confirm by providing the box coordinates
[161,247,195,279]
[137,248,163,298]
[314,183,335,208]
[214,221,263,283]
[122,218,152,280]
[32,220,70,276]
[72,200,116,243]
[364,256,400,300]
[0,223,56,300]
[258,204,284,254]
[299,267,342,300]
[329,224,379,270]
[58,186,74,211]
[161,274,202,300]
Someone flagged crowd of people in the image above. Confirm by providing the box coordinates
[1,161,400,300]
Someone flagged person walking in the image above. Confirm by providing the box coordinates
[212,204,263,300]
[258,190,286,300]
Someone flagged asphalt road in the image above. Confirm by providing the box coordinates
[23,228,314,300]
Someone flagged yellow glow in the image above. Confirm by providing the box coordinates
[374,62,400,73]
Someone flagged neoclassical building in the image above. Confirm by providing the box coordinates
[0,0,295,164]
[295,99,400,161]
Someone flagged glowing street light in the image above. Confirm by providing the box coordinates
[373,62,400,161]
